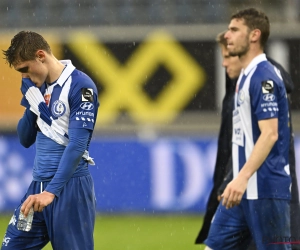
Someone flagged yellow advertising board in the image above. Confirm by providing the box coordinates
[0,30,208,129]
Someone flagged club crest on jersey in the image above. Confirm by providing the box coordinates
[82,88,94,102]
[261,80,274,94]
[238,89,245,105]
[51,100,66,117]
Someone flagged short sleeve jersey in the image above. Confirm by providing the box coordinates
[232,54,291,200]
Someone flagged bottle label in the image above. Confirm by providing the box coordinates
[17,207,34,232]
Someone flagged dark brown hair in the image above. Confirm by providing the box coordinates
[3,31,51,67]
[231,8,270,48]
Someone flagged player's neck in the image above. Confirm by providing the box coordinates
[240,47,264,70]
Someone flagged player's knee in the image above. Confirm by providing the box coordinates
[204,246,213,250]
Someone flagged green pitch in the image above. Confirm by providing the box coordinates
[0,214,205,250]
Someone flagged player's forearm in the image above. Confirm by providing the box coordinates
[45,142,83,197]
[45,128,90,197]
[17,108,38,148]
[239,129,278,180]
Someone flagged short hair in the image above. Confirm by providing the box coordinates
[3,31,52,67]
[231,8,270,48]
[216,31,227,47]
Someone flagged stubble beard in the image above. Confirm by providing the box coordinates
[228,37,250,58]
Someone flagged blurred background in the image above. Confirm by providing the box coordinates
[0,0,299,249]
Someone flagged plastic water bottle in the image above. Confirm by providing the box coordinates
[17,207,34,232]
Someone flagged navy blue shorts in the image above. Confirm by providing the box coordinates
[204,199,291,250]
[1,175,96,250]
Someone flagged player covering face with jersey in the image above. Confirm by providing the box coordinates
[1,31,99,250]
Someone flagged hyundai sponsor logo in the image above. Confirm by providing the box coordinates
[263,94,275,102]
[80,102,94,110]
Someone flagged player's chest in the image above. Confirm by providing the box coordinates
[43,84,70,119]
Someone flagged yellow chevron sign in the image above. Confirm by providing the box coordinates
[68,31,206,124]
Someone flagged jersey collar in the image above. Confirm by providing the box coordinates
[56,60,76,86]
[243,53,267,76]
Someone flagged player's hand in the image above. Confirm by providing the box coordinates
[221,175,248,209]
[21,191,55,216]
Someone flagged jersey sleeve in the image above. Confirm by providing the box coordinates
[250,74,280,121]
[17,108,38,148]
[68,76,99,130]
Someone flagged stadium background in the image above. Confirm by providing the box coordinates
[0,1,300,249]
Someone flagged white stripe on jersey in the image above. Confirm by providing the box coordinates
[232,59,259,199]
[239,67,258,199]
[232,143,239,178]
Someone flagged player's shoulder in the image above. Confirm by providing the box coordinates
[71,69,95,86]
[70,69,98,93]
[252,61,283,85]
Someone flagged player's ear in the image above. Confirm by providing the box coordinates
[36,50,46,63]
[250,29,261,44]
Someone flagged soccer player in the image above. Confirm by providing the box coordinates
[1,31,99,250]
[196,31,300,250]
[204,8,291,250]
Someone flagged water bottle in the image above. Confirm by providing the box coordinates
[17,207,34,232]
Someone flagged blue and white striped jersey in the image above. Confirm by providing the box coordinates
[32,60,99,182]
[232,54,291,200]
